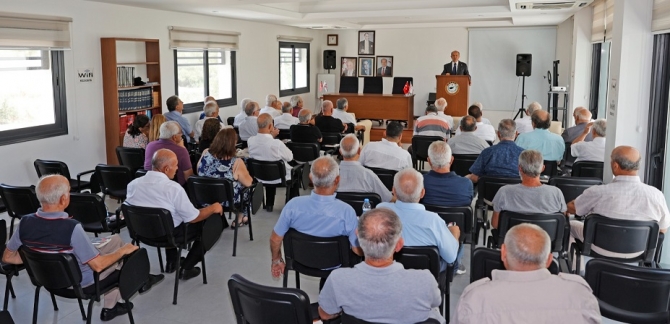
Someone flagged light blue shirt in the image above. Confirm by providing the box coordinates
[164,110,193,142]
[376,201,459,271]
[515,128,565,161]
[274,191,359,247]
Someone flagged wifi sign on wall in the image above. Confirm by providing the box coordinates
[77,68,94,83]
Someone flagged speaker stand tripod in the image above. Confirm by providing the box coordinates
[513,75,528,120]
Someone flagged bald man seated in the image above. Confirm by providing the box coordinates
[337,134,392,202]
[562,107,593,143]
[315,100,347,134]
[515,110,565,162]
[452,224,601,323]
[290,108,322,145]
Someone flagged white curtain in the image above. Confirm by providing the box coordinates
[169,26,240,50]
[0,11,72,49]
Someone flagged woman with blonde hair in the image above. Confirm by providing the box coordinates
[148,114,167,142]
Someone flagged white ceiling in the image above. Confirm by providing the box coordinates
[86,0,591,29]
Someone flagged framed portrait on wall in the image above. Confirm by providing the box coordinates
[358,57,375,77]
[358,31,375,55]
[376,56,393,77]
[341,57,357,77]
[327,34,338,46]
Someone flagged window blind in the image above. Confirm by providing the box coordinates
[276,35,313,43]
[0,12,72,49]
[169,26,240,50]
[653,0,670,33]
[591,0,614,42]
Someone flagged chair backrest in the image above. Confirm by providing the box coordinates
[65,193,108,226]
[541,160,558,177]
[335,192,382,216]
[95,164,133,196]
[228,274,313,324]
[393,246,440,280]
[135,169,148,178]
[119,248,150,301]
[363,77,383,94]
[548,177,603,204]
[424,205,473,240]
[563,142,575,167]
[470,247,559,283]
[286,142,320,163]
[246,159,287,186]
[282,229,353,279]
[0,219,7,251]
[341,313,440,324]
[226,117,235,127]
[364,167,397,191]
[115,146,146,174]
[585,258,670,323]
[19,247,85,298]
[186,176,234,208]
[0,184,40,218]
[277,129,291,141]
[392,77,414,95]
[321,132,343,147]
[582,214,659,263]
[451,154,479,177]
[572,161,604,179]
[476,176,522,205]
[120,204,177,248]
[496,211,567,252]
[411,136,445,163]
[34,159,71,179]
[340,77,359,94]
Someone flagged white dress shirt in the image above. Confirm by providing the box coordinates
[515,116,533,134]
[571,137,606,162]
[359,138,412,171]
[480,117,492,126]
[248,133,294,183]
[239,116,259,141]
[259,106,281,118]
[194,117,226,142]
[233,112,246,127]
[436,111,454,130]
[274,113,299,130]
[338,161,393,202]
[455,121,496,142]
[333,109,357,125]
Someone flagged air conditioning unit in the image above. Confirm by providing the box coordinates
[516,1,593,10]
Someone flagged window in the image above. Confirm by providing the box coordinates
[279,42,310,97]
[0,49,67,146]
[174,49,237,113]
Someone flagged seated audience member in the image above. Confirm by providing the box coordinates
[567,146,670,257]
[515,110,565,161]
[337,134,392,202]
[197,118,222,153]
[290,95,304,117]
[562,107,593,143]
[233,98,252,127]
[360,121,412,171]
[414,105,450,139]
[455,105,496,143]
[452,223,601,323]
[318,208,445,324]
[198,128,253,228]
[515,102,542,134]
[447,116,489,154]
[333,98,371,144]
[148,114,167,142]
[472,102,492,126]
[467,119,524,183]
[289,109,322,144]
[282,101,292,111]
[238,101,261,141]
[316,100,347,134]
[491,150,566,229]
[423,141,473,207]
[259,94,281,118]
[198,96,223,122]
[274,101,300,130]
[270,156,362,281]
[434,98,454,129]
[194,101,225,142]
[378,169,460,273]
[123,114,150,149]
[2,175,162,322]
[571,119,606,163]
[248,113,298,212]
[144,121,193,186]
[164,95,195,143]
[127,149,223,280]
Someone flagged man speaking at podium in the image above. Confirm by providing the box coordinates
[441,50,469,76]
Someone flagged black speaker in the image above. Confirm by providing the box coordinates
[323,50,336,70]
[516,53,532,76]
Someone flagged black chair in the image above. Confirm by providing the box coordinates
[0,310,13,324]
[363,77,383,94]
[341,313,440,324]
[286,142,320,164]
[321,132,343,154]
[489,211,567,256]
[0,219,22,311]
[424,205,475,252]
[115,146,145,175]
[246,159,303,209]
[394,246,452,317]
[228,274,314,324]
[585,259,670,323]
[278,128,291,141]
[475,176,522,246]
[470,247,559,283]
[282,229,354,289]
[365,167,397,192]
[118,248,151,324]
[570,214,660,273]
[121,205,209,305]
[65,193,125,236]
[339,77,359,94]
[572,161,604,179]
[392,77,414,95]
[0,184,40,236]
[451,154,479,177]
[33,159,95,193]
[226,117,235,127]
[135,169,148,178]
[187,176,251,257]
[541,160,559,178]
[411,136,445,170]
[95,164,133,201]
[562,142,575,169]
[548,177,603,204]
[335,192,382,216]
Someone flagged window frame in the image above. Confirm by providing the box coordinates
[278,41,310,97]
[0,50,68,146]
[173,49,237,114]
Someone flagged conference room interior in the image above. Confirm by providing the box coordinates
[1,0,670,323]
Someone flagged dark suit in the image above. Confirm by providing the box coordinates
[441,61,469,76]
[377,66,392,76]
[359,40,374,54]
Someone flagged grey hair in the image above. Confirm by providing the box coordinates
[498,119,517,140]
[239,98,251,112]
[434,98,447,111]
[310,156,339,188]
[393,168,424,203]
[504,223,551,270]
[298,108,312,123]
[257,114,273,129]
[290,95,302,107]
[358,208,403,260]
[575,107,592,122]
[203,101,218,117]
[460,115,477,132]
[425,105,437,114]
[527,102,542,115]
[336,98,348,110]
[159,121,181,139]
[282,103,292,113]
[592,119,606,137]
[612,149,641,171]
[35,175,69,205]
[265,94,277,107]
[518,150,544,177]
[322,100,334,111]
[244,101,258,116]
[428,141,451,168]
[473,102,483,110]
[151,148,173,171]
[339,134,360,159]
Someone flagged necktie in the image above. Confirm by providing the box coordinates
[382,67,385,75]
[452,63,457,75]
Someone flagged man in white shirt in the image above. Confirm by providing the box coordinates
[259,94,281,118]
[239,101,260,141]
[433,98,454,130]
[571,119,606,163]
[455,105,496,143]
[194,101,225,142]
[448,116,489,155]
[360,121,412,171]
[248,113,298,212]
[273,103,299,130]
[233,98,251,127]
[516,102,542,134]
[334,98,372,145]
[472,102,492,126]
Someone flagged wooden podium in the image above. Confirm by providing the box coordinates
[436,75,470,116]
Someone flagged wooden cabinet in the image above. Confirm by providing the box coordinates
[101,38,162,164]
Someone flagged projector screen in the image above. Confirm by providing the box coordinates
[468,27,557,112]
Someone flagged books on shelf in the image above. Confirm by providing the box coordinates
[118,87,154,111]
[117,66,135,87]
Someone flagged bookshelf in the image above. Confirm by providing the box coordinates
[101,38,162,164]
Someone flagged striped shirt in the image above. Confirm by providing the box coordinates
[414,113,450,139]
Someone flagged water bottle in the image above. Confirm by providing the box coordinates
[362,198,372,214]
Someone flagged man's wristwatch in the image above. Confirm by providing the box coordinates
[272,258,284,265]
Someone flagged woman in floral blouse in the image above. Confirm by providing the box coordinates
[123,114,150,148]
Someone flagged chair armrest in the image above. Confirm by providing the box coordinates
[76,169,95,179]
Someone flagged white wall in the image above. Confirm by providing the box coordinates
[556,17,574,123]
[570,6,594,122]
[0,0,320,185]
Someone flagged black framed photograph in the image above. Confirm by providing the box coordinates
[327,34,338,46]
[358,31,375,55]
[358,57,375,77]
[376,56,393,77]
[341,57,357,77]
